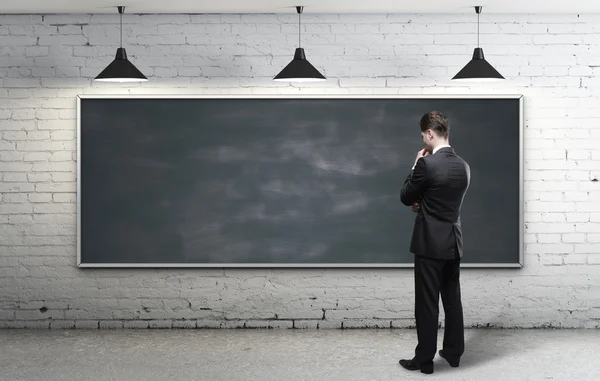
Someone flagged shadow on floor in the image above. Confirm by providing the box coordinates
[458,327,519,369]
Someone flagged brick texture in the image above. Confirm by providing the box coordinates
[1,13,600,329]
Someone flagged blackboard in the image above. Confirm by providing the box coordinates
[77,96,523,268]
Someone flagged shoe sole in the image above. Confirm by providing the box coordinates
[399,360,434,374]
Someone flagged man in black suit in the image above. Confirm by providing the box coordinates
[398,111,471,374]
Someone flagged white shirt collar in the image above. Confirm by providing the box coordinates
[433,144,451,154]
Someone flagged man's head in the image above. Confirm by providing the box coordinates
[419,111,450,153]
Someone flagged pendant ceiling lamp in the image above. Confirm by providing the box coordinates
[452,6,504,81]
[273,6,326,82]
[95,6,148,82]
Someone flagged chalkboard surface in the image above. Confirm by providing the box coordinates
[77,96,523,268]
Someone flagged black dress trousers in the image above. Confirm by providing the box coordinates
[413,252,465,365]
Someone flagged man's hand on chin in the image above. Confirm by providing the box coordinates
[414,148,430,168]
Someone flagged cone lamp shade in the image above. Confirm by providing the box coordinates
[273,48,326,82]
[452,48,504,81]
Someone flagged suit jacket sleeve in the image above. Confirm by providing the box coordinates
[400,157,428,206]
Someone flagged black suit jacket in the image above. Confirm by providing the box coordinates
[400,147,470,259]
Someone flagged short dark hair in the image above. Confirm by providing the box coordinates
[420,111,449,139]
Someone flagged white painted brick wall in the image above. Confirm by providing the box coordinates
[1,13,600,329]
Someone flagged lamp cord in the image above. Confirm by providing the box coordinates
[120,10,123,48]
[298,11,301,48]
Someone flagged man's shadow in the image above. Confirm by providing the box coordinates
[459,327,513,368]
[436,318,519,370]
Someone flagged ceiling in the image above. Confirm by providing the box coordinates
[1,0,600,14]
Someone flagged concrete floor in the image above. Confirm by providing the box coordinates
[1,329,599,381]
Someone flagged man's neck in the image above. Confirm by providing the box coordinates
[432,142,450,154]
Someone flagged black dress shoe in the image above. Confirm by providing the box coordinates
[399,358,434,374]
[438,350,460,367]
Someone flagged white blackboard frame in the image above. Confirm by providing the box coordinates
[76,94,524,268]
